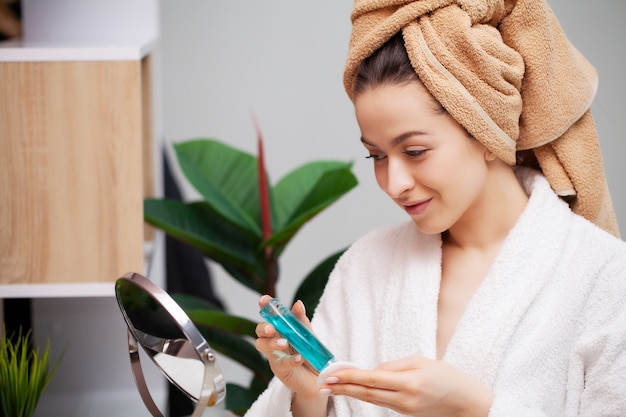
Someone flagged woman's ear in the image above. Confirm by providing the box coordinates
[484,150,497,162]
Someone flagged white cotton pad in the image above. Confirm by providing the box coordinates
[317,361,359,387]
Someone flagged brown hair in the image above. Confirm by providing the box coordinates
[353,32,445,115]
[353,32,418,96]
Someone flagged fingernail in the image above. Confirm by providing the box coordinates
[297,300,306,315]
[294,354,302,363]
[276,338,288,347]
[319,388,333,397]
[325,377,339,384]
[263,324,271,335]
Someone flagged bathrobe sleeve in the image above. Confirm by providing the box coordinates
[574,252,626,415]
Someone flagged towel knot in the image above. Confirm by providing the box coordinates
[456,0,507,25]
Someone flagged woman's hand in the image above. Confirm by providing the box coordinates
[254,295,321,399]
[320,355,493,417]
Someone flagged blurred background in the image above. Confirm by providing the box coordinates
[1,0,623,416]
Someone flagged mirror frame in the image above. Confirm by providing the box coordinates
[115,272,226,417]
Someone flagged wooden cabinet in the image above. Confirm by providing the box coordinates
[0,43,155,293]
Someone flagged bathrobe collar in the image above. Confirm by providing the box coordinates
[447,168,573,383]
[381,168,572,386]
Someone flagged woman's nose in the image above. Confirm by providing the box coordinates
[385,158,414,199]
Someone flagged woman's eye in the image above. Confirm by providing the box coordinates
[404,149,426,157]
[365,154,385,161]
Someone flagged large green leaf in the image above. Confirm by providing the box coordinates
[292,249,345,320]
[273,161,356,227]
[266,163,358,249]
[225,373,272,415]
[173,293,257,338]
[186,310,257,338]
[144,199,266,292]
[193,320,271,378]
[170,293,222,311]
[175,139,262,236]
[172,294,271,377]
[225,383,263,416]
[221,263,268,295]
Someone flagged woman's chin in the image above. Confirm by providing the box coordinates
[409,218,447,236]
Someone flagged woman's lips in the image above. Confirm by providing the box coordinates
[403,199,431,216]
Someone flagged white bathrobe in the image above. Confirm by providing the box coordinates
[245,169,626,416]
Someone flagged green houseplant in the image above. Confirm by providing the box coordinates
[143,128,358,414]
[0,326,61,417]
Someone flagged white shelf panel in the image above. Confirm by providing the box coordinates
[0,37,157,62]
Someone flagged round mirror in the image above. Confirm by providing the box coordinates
[115,272,226,417]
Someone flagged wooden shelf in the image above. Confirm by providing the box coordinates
[0,40,156,289]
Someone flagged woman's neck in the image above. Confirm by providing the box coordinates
[444,165,528,251]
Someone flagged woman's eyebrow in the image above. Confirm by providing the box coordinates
[361,130,428,148]
[360,137,377,147]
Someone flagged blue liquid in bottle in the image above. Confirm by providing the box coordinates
[260,298,335,372]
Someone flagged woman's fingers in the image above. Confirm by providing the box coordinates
[258,294,272,307]
[291,299,307,319]
[322,369,404,411]
[325,380,398,410]
[324,356,431,390]
[324,368,406,391]
[251,296,323,398]
[321,357,494,416]
[254,322,274,338]
[254,324,287,351]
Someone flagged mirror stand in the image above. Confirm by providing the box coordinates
[128,329,164,416]
[115,272,226,417]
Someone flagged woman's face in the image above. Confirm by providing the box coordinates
[355,81,492,234]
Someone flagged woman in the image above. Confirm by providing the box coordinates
[246,0,626,416]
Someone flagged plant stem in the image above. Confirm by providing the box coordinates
[264,251,277,297]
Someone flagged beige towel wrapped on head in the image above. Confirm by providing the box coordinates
[344,0,620,237]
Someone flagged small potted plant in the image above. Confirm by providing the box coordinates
[0,326,62,417]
